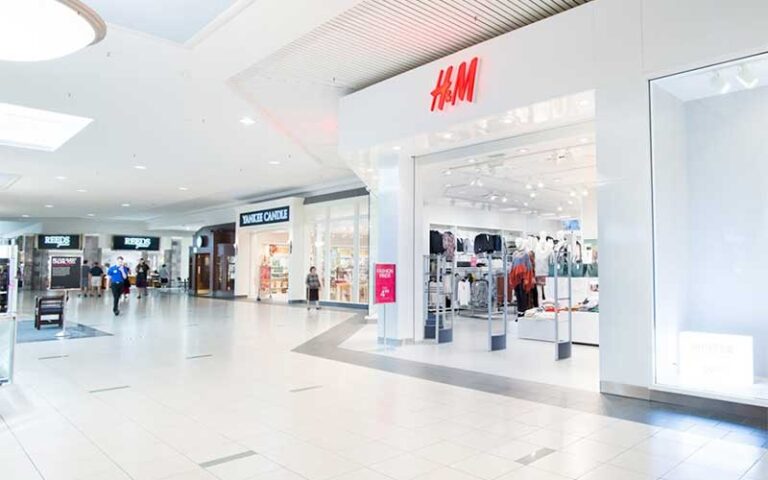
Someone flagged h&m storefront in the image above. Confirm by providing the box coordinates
[339,0,768,412]
[235,190,370,307]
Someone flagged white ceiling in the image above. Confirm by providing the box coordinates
[0,0,590,231]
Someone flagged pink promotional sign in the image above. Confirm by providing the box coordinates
[374,264,396,304]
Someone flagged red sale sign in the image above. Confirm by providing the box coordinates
[374,264,396,304]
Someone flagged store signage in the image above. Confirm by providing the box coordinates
[430,56,479,112]
[679,331,754,388]
[49,255,82,290]
[562,219,581,231]
[37,234,81,250]
[240,206,290,227]
[374,263,396,304]
[112,235,160,251]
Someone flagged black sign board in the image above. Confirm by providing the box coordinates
[112,235,160,251]
[50,255,82,290]
[37,234,81,250]
[240,206,290,227]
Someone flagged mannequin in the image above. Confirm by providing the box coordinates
[534,233,553,302]
[514,237,526,251]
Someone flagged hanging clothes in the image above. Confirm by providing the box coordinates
[471,279,489,308]
[457,279,471,307]
[442,231,456,261]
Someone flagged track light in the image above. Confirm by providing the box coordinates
[501,197,508,203]
[529,192,537,198]
[443,169,452,176]
[711,71,731,94]
[737,64,759,89]
[537,181,544,189]
[525,183,533,190]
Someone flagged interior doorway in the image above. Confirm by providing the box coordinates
[195,253,211,294]
[249,230,290,303]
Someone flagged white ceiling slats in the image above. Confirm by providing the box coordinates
[243,0,591,90]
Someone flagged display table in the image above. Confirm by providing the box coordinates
[517,311,599,346]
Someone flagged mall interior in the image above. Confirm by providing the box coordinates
[2,1,768,479]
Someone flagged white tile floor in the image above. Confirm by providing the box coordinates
[0,292,766,479]
[340,317,600,392]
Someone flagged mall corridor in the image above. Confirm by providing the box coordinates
[4,0,768,479]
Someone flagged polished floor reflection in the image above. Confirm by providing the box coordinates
[1,292,768,480]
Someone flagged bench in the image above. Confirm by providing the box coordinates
[35,294,65,330]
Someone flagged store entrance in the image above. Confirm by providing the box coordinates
[250,230,290,303]
[195,253,211,294]
[345,91,601,392]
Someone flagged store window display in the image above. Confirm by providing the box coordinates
[652,53,768,401]
[304,195,369,305]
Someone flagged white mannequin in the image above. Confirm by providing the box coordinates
[514,237,526,251]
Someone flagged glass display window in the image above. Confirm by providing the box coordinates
[651,52,768,402]
[304,195,370,305]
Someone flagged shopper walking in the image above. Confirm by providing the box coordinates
[89,261,104,297]
[122,263,132,302]
[107,257,128,316]
[135,258,150,299]
[306,266,321,310]
[80,259,90,297]
[159,264,170,288]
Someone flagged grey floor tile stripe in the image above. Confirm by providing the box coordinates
[292,314,768,446]
[290,385,323,393]
[38,355,69,360]
[89,385,131,394]
[516,447,556,465]
[186,354,213,359]
[200,450,257,468]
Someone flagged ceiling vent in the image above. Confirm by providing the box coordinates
[238,0,592,91]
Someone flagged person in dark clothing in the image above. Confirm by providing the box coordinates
[89,262,104,297]
[135,258,150,299]
[305,266,321,310]
[107,257,128,316]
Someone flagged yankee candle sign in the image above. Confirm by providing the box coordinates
[240,206,290,227]
[374,264,396,304]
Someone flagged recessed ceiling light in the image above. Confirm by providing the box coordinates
[489,194,498,201]
[523,202,529,207]
[87,213,95,217]
[557,206,564,212]
[476,179,483,187]
[268,160,281,165]
[134,165,147,170]
[467,158,476,164]
[121,203,130,207]
[0,1,106,62]
[21,214,30,218]
[537,181,544,189]
[501,197,508,203]
[392,145,402,151]
[529,192,537,198]
[444,183,452,188]
[525,183,533,190]
[580,137,589,144]
[440,132,453,140]
[570,191,577,197]
[567,199,574,205]
[578,99,590,107]
[55,175,67,180]
[518,148,529,154]
[240,116,256,126]
[0,103,93,151]
[76,188,87,193]
[502,117,514,124]
[443,169,452,176]
[582,189,589,196]
[44,204,53,208]
[178,186,188,191]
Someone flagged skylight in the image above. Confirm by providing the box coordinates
[0,103,93,152]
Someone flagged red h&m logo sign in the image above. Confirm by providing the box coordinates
[430,56,479,112]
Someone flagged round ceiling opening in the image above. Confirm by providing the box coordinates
[0,0,106,62]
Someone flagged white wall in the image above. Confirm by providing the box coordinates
[339,0,768,394]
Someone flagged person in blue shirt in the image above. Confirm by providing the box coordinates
[107,256,128,316]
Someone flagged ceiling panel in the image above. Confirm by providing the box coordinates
[237,0,592,90]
